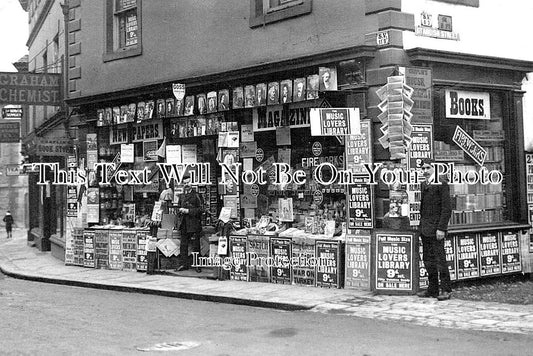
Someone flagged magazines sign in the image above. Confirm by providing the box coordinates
[310,108,360,136]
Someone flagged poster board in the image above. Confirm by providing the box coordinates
[230,235,247,281]
[270,237,292,285]
[108,230,123,270]
[345,233,371,290]
[94,229,110,269]
[122,230,138,271]
[501,231,521,273]
[444,235,457,281]
[83,230,96,268]
[315,240,343,288]
[136,230,148,272]
[291,237,316,287]
[479,232,501,276]
[246,235,270,283]
[456,234,480,279]
[72,228,85,266]
[373,230,417,295]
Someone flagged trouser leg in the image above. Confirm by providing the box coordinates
[421,235,439,296]
[435,238,452,293]
[179,231,191,267]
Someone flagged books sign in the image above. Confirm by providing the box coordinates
[445,90,490,120]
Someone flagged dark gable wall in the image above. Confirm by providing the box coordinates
[78,0,372,97]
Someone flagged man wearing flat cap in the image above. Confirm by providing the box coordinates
[417,158,453,301]
[176,174,204,272]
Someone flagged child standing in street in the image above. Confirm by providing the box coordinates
[3,211,14,239]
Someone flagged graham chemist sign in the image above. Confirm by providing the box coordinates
[0,72,62,106]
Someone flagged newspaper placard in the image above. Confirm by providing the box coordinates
[270,237,291,285]
[479,232,501,276]
[122,230,138,271]
[108,231,123,270]
[291,237,316,287]
[246,235,270,283]
[456,234,480,279]
[316,240,342,288]
[94,229,109,269]
[500,231,521,273]
[136,230,148,271]
[230,236,247,281]
[83,230,96,268]
[375,233,414,291]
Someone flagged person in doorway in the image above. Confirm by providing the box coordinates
[417,158,453,301]
[176,175,204,273]
[3,211,14,239]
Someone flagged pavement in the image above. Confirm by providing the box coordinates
[2,229,533,335]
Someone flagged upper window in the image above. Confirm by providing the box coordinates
[250,0,312,28]
[104,0,142,62]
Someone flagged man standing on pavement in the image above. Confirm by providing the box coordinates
[3,210,14,239]
[417,159,453,301]
[176,175,204,273]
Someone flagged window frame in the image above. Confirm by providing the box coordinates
[103,0,142,63]
[250,0,312,28]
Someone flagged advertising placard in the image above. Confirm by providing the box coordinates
[230,235,247,281]
[310,108,360,136]
[345,120,371,176]
[108,231,123,270]
[500,231,521,273]
[407,124,433,170]
[456,234,479,279]
[291,237,316,287]
[479,232,501,276]
[375,232,414,292]
[316,240,342,288]
[246,235,270,283]
[136,230,148,272]
[400,67,432,124]
[347,184,373,229]
[122,230,137,271]
[444,235,457,281]
[270,237,292,285]
[0,122,20,143]
[83,230,96,268]
[94,229,109,269]
[418,236,428,289]
[64,229,76,266]
[345,235,370,290]
[72,228,85,266]
[526,153,533,204]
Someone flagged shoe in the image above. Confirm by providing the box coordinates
[437,292,452,301]
[195,267,202,273]
[417,290,438,298]
[176,265,189,272]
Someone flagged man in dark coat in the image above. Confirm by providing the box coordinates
[176,176,204,272]
[417,159,453,300]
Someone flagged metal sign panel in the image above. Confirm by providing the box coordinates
[0,72,62,105]
[0,122,20,142]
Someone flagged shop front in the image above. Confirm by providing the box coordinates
[63,49,533,294]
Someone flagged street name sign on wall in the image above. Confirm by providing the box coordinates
[0,72,62,106]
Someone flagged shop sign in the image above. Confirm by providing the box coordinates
[345,120,371,176]
[247,235,270,283]
[500,231,521,273]
[292,237,316,286]
[270,237,292,284]
[434,150,464,162]
[2,107,22,119]
[0,122,20,142]
[315,240,341,288]
[472,130,504,142]
[375,233,414,291]
[444,235,457,281]
[95,230,109,269]
[479,232,501,276]
[347,184,373,229]
[29,136,73,156]
[109,120,163,145]
[452,126,487,166]
[399,67,432,124]
[445,90,490,119]
[253,104,310,132]
[345,238,370,290]
[0,72,62,105]
[310,108,360,136]
[83,230,96,268]
[456,234,479,279]
[312,141,322,156]
[230,235,247,281]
